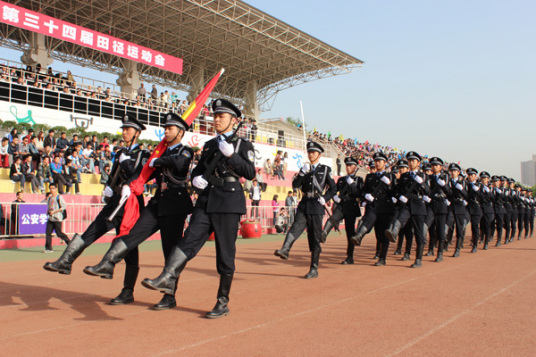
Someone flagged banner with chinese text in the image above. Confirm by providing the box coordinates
[18,204,48,235]
[0,1,183,74]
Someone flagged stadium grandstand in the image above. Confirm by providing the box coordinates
[0,0,366,246]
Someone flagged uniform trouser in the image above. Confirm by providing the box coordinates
[374,213,392,260]
[470,212,482,247]
[480,211,494,244]
[517,210,525,238]
[358,206,377,236]
[121,203,187,265]
[173,207,241,275]
[283,208,323,253]
[82,198,140,267]
[343,211,358,258]
[323,205,344,236]
[447,212,468,251]
[433,214,447,254]
[530,210,535,236]
[45,220,70,250]
[525,211,531,236]
[492,212,504,243]
[401,224,414,254]
[503,210,512,241]
[410,215,426,260]
[424,206,435,251]
[510,209,518,239]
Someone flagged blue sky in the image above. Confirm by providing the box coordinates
[2,0,534,179]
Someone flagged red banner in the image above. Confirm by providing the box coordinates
[0,1,183,74]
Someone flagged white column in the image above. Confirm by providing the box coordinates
[243,80,260,119]
[20,33,53,68]
[116,59,141,99]
[187,64,205,103]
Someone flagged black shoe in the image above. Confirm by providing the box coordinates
[483,243,488,250]
[435,254,443,262]
[374,258,386,266]
[373,253,380,260]
[453,250,460,257]
[109,289,134,305]
[350,225,367,246]
[393,248,402,256]
[471,246,477,253]
[385,230,397,243]
[496,241,501,247]
[320,231,328,244]
[152,294,177,310]
[424,250,434,257]
[205,297,230,319]
[43,234,86,275]
[274,248,289,260]
[341,257,354,265]
[401,253,410,261]
[304,268,318,279]
[411,259,422,268]
[83,239,129,279]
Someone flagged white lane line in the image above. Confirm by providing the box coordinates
[385,269,536,357]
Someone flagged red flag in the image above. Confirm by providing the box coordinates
[114,68,225,238]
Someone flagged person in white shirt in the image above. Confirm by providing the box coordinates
[249,179,262,218]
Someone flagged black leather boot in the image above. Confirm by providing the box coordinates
[374,258,386,266]
[152,289,177,310]
[274,232,297,260]
[373,241,380,259]
[385,220,401,243]
[142,247,188,295]
[109,265,139,305]
[411,259,422,268]
[304,250,320,279]
[350,223,368,246]
[206,274,233,319]
[412,243,424,268]
[435,241,444,262]
[393,247,402,255]
[321,221,332,244]
[341,242,354,264]
[401,252,410,261]
[43,234,86,274]
[83,239,129,279]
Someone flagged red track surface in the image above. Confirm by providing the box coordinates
[1,235,535,356]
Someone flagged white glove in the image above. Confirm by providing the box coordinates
[399,195,408,203]
[362,201,367,207]
[437,178,446,187]
[446,199,451,206]
[317,196,326,206]
[333,195,341,204]
[472,184,480,191]
[149,157,157,168]
[505,190,509,196]
[119,152,130,163]
[103,186,113,198]
[414,175,423,184]
[391,197,398,203]
[121,185,131,198]
[365,193,374,202]
[218,140,234,157]
[346,176,354,185]
[455,183,463,191]
[423,195,431,203]
[300,163,310,174]
[193,175,208,189]
[380,176,391,185]
[495,188,501,194]
[462,200,468,206]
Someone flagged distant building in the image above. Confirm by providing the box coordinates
[520,155,536,186]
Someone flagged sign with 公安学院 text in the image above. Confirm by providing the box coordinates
[17,204,48,235]
[0,1,183,75]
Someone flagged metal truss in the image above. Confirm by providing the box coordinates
[2,0,363,111]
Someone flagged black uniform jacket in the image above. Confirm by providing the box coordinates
[149,144,194,217]
[336,174,363,216]
[447,178,468,215]
[429,173,451,215]
[361,171,395,215]
[193,135,255,214]
[293,164,337,215]
[393,171,430,215]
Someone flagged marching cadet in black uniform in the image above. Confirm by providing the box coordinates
[521,188,531,238]
[478,171,495,250]
[43,115,150,304]
[514,185,526,240]
[446,163,469,257]
[141,99,255,319]
[274,141,336,278]
[501,176,513,244]
[490,176,506,247]
[507,178,518,243]
[465,168,483,253]
[321,157,363,264]
[428,157,451,262]
[83,113,194,310]
[527,190,535,237]
[392,159,413,258]
[350,152,395,266]
[422,163,436,256]
[385,151,430,268]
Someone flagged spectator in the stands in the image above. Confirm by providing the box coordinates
[56,132,69,151]
[272,194,279,226]
[100,164,110,186]
[7,128,17,143]
[69,150,83,183]
[11,190,25,234]
[249,179,261,219]
[0,138,9,168]
[29,136,40,169]
[19,136,30,155]
[63,159,79,194]
[110,138,118,151]
[82,135,90,148]
[103,146,113,167]
[36,131,45,150]
[69,134,79,146]
[10,155,25,188]
[50,155,67,194]
[100,136,110,150]
[41,144,53,162]
[44,129,56,150]
[264,158,273,180]
[91,146,103,173]
[81,143,94,173]
[44,183,70,253]
[38,156,52,192]
[8,136,20,165]
[138,83,146,100]
[275,208,289,234]
[151,84,158,101]
[91,135,99,151]
[21,154,41,193]
[255,168,266,192]
[24,129,34,142]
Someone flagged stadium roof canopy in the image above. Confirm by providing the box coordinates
[0,0,363,111]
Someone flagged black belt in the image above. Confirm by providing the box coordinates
[222,176,238,183]
[160,182,186,191]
